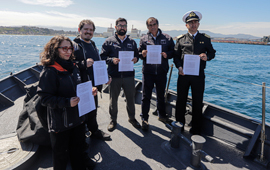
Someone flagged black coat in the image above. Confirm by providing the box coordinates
[100,33,139,78]
[173,32,216,71]
[138,29,175,75]
[73,37,102,91]
[37,62,85,132]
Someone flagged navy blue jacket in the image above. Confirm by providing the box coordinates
[100,33,139,78]
[73,37,103,91]
[37,62,85,132]
[138,29,175,75]
[173,32,216,71]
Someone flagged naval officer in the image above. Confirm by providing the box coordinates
[173,11,216,135]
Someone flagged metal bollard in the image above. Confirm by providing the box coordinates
[191,135,206,168]
[170,121,183,148]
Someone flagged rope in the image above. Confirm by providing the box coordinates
[205,73,270,89]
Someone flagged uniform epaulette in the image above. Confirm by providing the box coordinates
[203,33,211,38]
[177,34,184,39]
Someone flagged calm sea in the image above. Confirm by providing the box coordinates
[0,35,269,123]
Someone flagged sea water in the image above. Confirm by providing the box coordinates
[0,35,269,123]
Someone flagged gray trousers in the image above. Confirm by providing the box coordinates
[109,76,135,121]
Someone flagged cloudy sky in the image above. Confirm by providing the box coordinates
[1,0,270,37]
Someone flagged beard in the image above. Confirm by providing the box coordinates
[117,29,126,36]
[84,38,90,41]
[83,33,92,41]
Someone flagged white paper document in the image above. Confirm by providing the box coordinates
[183,54,200,76]
[118,51,134,72]
[77,81,96,117]
[93,60,109,86]
[146,45,162,64]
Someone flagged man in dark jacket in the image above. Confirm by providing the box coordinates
[173,11,216,135]
[138,17,175,130]
[100,17,141,132]
[73,19,110,140]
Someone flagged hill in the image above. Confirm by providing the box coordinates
[33,25,263,39]
[144,30,261,40]
[0,26,262,40]
[0,26,78,36]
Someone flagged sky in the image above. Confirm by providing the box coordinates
[0,0,270,37]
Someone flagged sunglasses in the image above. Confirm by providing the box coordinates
[58,46,74,52]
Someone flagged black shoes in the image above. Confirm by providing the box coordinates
[141,120,149,131]
[107,120,117,132]
[158,117,173,124]
[128,119,141,128]
[108,119,141,132]
[91,129,111,141]
[84,155,96,170]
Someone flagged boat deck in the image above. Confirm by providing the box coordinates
[0,65,269,169]
[24,92,266,170]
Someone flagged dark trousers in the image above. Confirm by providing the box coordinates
[109,77,136,121]
[86,95,98,133]
[141,73,167,121]
[50,123,86,170]
[176,73,205,133]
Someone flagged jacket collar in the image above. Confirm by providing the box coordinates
[73,36,94,45]
[147,28,162,38]
[48,61,75,72]
[114,33,129,43]
[187,31,200,39]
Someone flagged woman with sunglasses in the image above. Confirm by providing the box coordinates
[37,35,96,170]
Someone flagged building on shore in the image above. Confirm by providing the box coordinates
[261,35,270,43]
[103,24,114,38]
[128,25,141,39]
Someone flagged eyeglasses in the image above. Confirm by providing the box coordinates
[148,23,157,27]
[58,46,73,52]
[116,25,127,28]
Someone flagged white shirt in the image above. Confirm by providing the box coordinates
[151,31,160,40]
[118,35,127,43]
[189,31,198,38]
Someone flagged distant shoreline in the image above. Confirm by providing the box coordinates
[1,34,269,45]
[0,33,104,37]
[211,39,269,45]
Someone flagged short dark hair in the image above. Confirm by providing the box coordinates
[40,35,74,66]
[115,17,127,26]
[78,19,96,31]
[146,17,159,27]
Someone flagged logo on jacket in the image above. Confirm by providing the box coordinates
[127,44,132,49]
[161,39,166,44]
[147,40,152,44]
[113,43,119,46]
[77,73,81,82]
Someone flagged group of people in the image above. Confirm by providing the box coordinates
[37,10,216,170]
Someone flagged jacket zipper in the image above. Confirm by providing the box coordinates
[192,36,195,55]
[68,75,76,92]
[78,43,91,81]
[153,36,158,75]
[63,75,76,128]
[63,107,68,127]
[120,38,125,78]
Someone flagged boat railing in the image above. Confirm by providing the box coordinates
[164,64,269,165]
[204,72,269,163]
